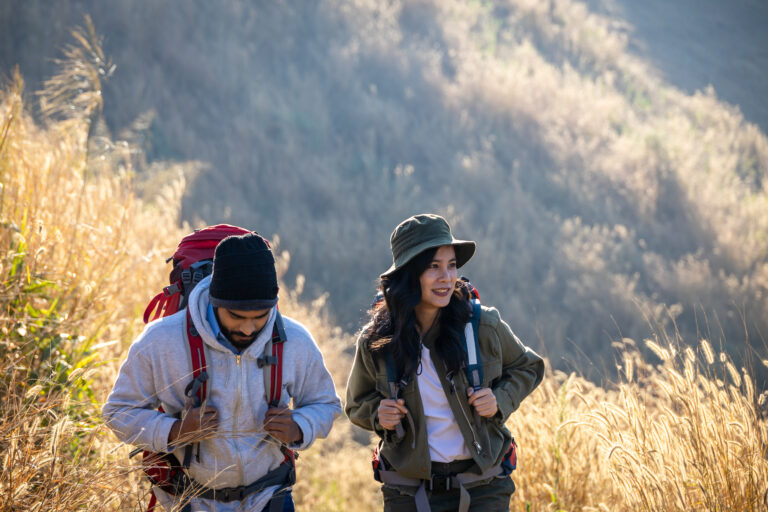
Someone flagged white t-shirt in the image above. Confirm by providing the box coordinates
[417,345,472,462]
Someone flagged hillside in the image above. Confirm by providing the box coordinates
[1,23,767,511]
[2,0,767,382]
[586,0,768,133]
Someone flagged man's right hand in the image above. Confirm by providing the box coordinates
[377,398,408,430]
[168,405,219,447]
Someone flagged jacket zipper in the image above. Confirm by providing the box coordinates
[233,354,245,484]
[448,376,483,454]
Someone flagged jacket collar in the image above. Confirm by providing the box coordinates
[420,323,441,351]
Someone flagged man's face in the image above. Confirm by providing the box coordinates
[215,307,271,348]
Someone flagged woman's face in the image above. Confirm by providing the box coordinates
[418,245,458,310]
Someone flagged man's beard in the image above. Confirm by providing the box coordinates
[221,326,260,350]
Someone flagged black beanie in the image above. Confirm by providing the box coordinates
[209,233,279,310]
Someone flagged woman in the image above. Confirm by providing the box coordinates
[346,214,545,512]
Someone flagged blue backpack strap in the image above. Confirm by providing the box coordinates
[464,300,483,390]
[383,350,406,440]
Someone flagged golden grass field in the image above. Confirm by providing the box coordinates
[1,29,767,512]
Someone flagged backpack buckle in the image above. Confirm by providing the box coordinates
[219,487,244,501]
[184,371,209,406]
[163,282,181,297]
[257,355,278,368]
[429,474,451,491]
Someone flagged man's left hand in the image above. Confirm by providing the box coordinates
[264,406,303,445]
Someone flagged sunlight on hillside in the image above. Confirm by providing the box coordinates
[4,1,767,376]
[1,13,767,512]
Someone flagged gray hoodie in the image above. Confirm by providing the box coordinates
[103,276,342,511]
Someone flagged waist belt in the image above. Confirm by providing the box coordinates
[377,462,503,512]
[160,459,295,512]
[194,461,294,502]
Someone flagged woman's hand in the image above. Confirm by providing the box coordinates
[467,387,498,418]
[378,398,409,430]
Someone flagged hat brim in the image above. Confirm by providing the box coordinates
[381,239,476,278]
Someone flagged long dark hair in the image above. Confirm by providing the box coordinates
[365,246,472,378]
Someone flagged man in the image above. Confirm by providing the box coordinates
[103,233,342,511]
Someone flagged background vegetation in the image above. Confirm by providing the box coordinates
[3,0,767,381]
[2,43,767,508]
[1,2,767,510]
[2,55,767,509]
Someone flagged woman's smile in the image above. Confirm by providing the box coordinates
[431,287,452,297]
[418,245,458,312]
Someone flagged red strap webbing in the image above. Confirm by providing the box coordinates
[185,309,207,403]
[147,490,157,512]
[270,342,283,406]
[143,282,183,324]
[143,292,166,323]
[163,293,181,321]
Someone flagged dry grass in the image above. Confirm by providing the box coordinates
[2,24,767,512]
[0,23,189,510]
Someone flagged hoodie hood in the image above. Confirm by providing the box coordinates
[188,275,277,356]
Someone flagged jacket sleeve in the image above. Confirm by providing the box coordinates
[486,308,545,424]
[344,333,395,441]
[101,327,178,453]
[285,333,343,451]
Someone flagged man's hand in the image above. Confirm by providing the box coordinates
[467,387,498,418]
[377,398,409,430]
[169,403,219,447]
[264,406,303,445]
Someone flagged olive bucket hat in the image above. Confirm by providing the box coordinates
[381,213,476,277]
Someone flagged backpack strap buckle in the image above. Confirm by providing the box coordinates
[163,282,181,297]
[218,487,244,502]
[184,371,209,407]
[428,474,452,491]
[257,355,278,368]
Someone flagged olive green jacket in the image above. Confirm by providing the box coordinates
[345,305,545,480]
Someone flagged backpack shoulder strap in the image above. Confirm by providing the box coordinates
[181,309,209,467]
[464,300,483,390]
[261,312,299,465]
[259,311,287,407]
[183,309,209,405]
[382,348,408,440]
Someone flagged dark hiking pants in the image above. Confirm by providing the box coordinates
[381,459,516,512]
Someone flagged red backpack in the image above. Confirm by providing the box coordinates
[143,224,253,323]
[134,225,294,512]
